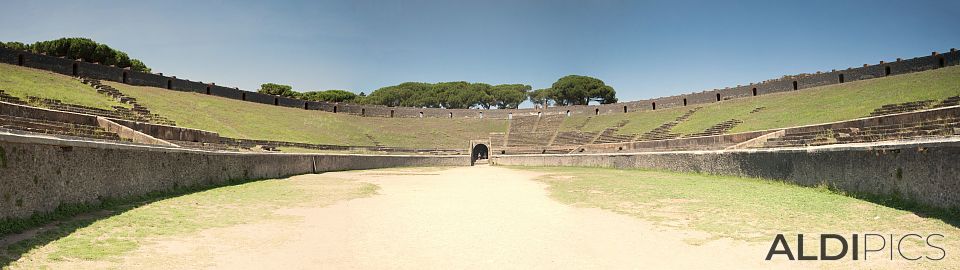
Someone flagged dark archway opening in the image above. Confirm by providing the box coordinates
[273,97,279,105]
[72,62,78,76]
[390,110,394,118]
[716,93,721,101]
[17,54,24,66]
[683,98,687,106]
[792,81,798,90]
[652,102,656,110]
[333,106,338,113]
[166,79,172,90]
[595,108,599,115]
[885,66,891,76]
[838,73,845,83]
[241,92,247,101]
[303,102,308,110]
[361,108,365,116]
[623,106,627,113]
[206,86,211,95]
[471,144,489,166]
[939,57,946,68]
[122,71,128,84]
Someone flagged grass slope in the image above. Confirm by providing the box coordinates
[563,65,960,136]
[519,166,958,269]
[104,81,507,149]
[0,64,127,110]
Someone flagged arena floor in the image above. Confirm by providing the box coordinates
[2,166,955,269]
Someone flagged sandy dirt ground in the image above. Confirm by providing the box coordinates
[101,165,814,269]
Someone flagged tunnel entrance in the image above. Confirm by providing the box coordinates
[471,143,489,166]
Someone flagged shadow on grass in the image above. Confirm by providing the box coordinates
[845,191,960,229]
[504,165,960,229]
[0,176,273,268]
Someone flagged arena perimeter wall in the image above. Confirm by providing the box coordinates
[491,140,960,209]
[0,134,470,220]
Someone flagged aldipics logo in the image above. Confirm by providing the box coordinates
[765,234,946,261]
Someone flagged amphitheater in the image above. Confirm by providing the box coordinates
[0,46,959,269]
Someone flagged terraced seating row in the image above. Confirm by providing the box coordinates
[935,96,960,108]
[685,119,743,138]
[637,107,700,141]
[762,117,960,148]
[508,115,540,133]
[505,131,553,147]
[489,133,506,147]
[534,114,565,133]
[551,131,598,146]
[868,100,935,116]
[0,90,27,105]
[0,114,123,141]
[592,120,634,144]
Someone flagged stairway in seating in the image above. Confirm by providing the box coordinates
[591,120,635,144]
[685,119,743,137]
[77,78,177,125]
[635,107,701,141]
[868,100,935,117]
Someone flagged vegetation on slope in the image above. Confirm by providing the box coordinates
[105,81,507,149]
[0,64,128,110]
[561,65,960,136]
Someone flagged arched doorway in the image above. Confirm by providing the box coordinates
[471,144,489,165]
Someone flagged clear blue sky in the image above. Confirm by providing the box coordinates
[2,0,958,107]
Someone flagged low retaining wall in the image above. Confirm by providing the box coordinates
[492,140,960,209]
[0,134,469,220]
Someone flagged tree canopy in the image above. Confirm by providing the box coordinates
[300,90,358,103]
[361,81,532,109]
[258,83,360,103]
[1,37,151,72]
[256,76,616,109]
[258,83,296,97]
[545,75,617,106]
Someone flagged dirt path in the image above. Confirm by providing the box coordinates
[111,165,808,269]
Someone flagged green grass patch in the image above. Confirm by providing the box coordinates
[514,166,960,268]
[513,166,959,248]
[563,66,960,136]
[0,64,128,110]
[1,174,378,268]
[106,81,507,149]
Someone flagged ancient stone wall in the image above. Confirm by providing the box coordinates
[491,140,960,209]
[0,134,470,220]
[0,46,956,119]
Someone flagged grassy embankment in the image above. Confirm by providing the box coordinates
[0,64,127,110]
[561,65,960,136]
[106,81,507,149]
